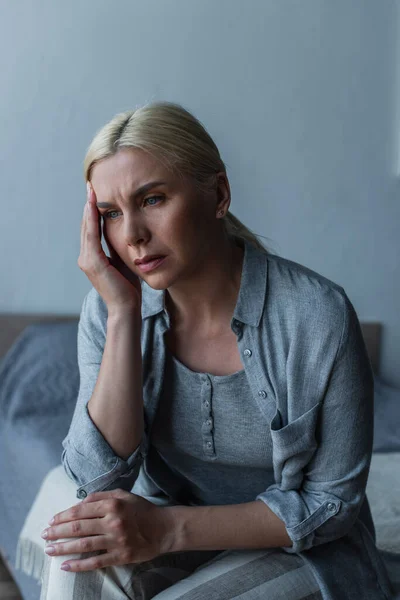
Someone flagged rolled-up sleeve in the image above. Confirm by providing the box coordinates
[255,293,374,553]
[61,288,144,498]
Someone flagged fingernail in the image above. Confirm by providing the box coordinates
[45,546,55,554]
[86,182,91,199]
[61,563,71,571]
[41,529,48,539]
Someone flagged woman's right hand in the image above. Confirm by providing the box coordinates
[78,182,142,315]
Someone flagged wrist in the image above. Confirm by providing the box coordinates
[107,306,142,323]
[160,505,187,554]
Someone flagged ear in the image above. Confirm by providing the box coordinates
[215,172,231,216]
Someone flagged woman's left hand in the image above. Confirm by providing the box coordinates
[42,489,176,572]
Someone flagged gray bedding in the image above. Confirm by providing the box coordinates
[0,321,79,600]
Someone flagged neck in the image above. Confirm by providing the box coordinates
[165,236,244,334]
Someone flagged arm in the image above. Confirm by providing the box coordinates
[62,288,145,496]
[163,501,292,552]
[87,308,143,460]
[255,292,374,553]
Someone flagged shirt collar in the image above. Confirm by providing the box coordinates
[140,238,268,327]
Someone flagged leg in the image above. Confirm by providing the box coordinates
[38,465,113,600]
[37,468,322,599]
[150,548,323,600]
[38,466,223,599]
[41,537,222,600]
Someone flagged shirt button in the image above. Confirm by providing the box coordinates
[204,401,210,408]
[243,349,252,357]
[77,489,87,499]
[327,503,336,512]
[206,441,212,448]
[206,419,212,426]
[258,390,267,398]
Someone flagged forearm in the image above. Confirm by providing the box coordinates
[87,310,144,460]
[164,500,293,553]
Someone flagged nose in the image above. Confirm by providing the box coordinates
[122,214,150,247]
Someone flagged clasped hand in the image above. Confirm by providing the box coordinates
[41,489,176,572]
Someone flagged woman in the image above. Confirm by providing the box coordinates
[39,101,393,599]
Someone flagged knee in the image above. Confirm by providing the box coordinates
[41,464,82,525]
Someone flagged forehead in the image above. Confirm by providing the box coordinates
[90,148,176,193]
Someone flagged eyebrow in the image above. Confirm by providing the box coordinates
[96,180,167,208]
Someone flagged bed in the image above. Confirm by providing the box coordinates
[0,314,399,599]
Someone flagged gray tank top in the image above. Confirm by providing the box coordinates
[148,348,275,506]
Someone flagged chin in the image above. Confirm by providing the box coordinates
[145,280,169,291]
[146,265,186,291]
[140,272,172,291]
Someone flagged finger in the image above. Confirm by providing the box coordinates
[44,517,104,541]
[45,535,109,558]
[88,184,102,240]
[80,182,93,250]
[49,500,106,527]
[86,183,100,242]
[80,197,88,249]
[61,549,122,573]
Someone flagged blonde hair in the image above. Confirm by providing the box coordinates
[83,101,273,253]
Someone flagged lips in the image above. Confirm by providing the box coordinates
[135,256,167,273]
[143,255,164,264]
[135,255,165,265]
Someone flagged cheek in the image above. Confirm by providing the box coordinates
[102,223,122,251]
[165,219,198,248]
[170,204,206,234]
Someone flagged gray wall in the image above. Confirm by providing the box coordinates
[1,0,399,386]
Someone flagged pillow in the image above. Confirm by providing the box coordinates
[373,374,400,453]
[0,320,80,599]
[366,452,400,555]
[0,320,80,448]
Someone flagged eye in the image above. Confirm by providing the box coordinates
[103,196,164,220]
[103,210,120,220]
[143,195,164,207]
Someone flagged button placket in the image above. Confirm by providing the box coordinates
[201,377,212,412]
[201,375,215,456]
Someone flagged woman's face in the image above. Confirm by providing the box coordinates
[90,147,228,290]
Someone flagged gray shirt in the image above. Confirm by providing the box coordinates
[149,350,274,507]
[61,238,393,600]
